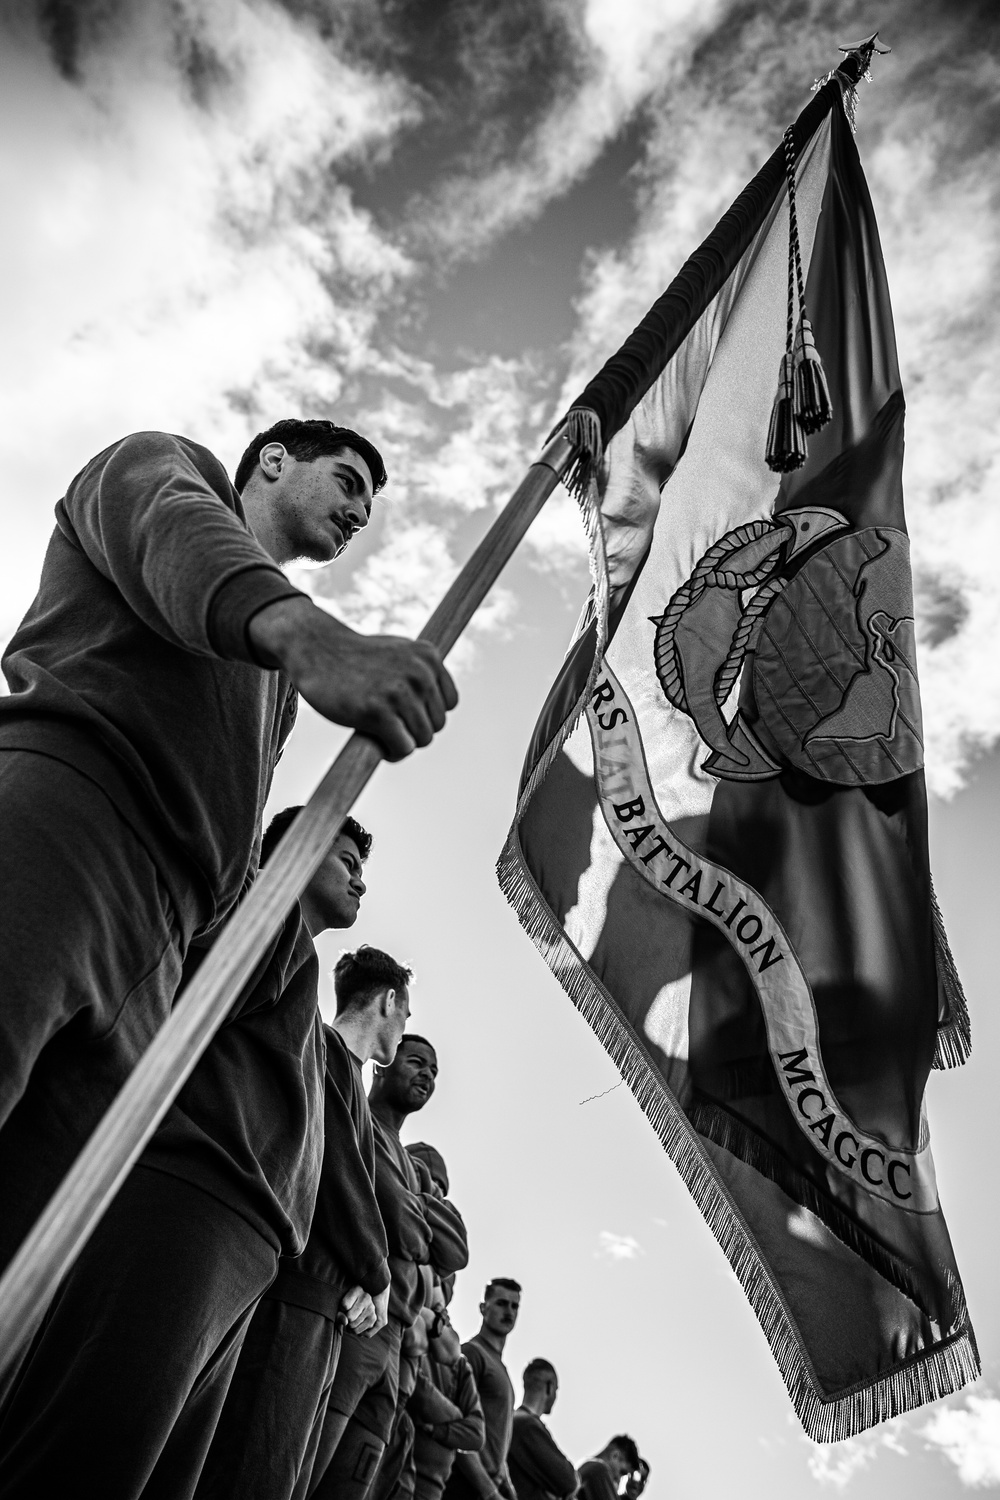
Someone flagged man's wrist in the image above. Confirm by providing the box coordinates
[247,595,316,668]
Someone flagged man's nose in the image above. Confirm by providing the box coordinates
[345,499,369,532]
[352,876,367,896]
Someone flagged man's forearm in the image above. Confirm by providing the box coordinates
[248,595,457,762]
[452,1450,503,1500]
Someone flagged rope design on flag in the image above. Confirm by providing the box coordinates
[652,520,792,714]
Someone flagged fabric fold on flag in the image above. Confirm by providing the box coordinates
[499,74,976,1440]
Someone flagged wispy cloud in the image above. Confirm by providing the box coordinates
[411,0,726,262]
[0,0,417,624]
[800,1387,1000,1490]
[595,1230,645,1260]
[804,1419,908,1489]
[923,1392,1000,1488]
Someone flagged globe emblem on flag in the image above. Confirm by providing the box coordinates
[651,514,924,786]
[752,527,924,785]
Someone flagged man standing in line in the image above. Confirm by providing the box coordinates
[507,1361,577,1500]
[197,935,414,1499]
[444,1280,523,1500]
[0,418,457,1273]
[576,1438,642,1500]
[412,1288,486,1500]
[0,809,373,1496]
[311,1036,469,1500]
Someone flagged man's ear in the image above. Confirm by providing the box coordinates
[258,441,287,481]
[381,986,397,1016]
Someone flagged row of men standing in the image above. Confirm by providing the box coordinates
[0,416,462,1495]
[0,415,650,1499]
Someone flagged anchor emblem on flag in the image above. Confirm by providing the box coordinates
[650,508,924,785]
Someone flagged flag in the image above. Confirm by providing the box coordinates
[499,54,977,1440]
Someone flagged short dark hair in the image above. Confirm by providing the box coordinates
[522,1358,555,1386]
[334,945,412,1015]
[260,807,372,868]
[607,1436,641,1471]
[234,418,387,495]
[398,1033,434,1054]
[484,1278,521,1300]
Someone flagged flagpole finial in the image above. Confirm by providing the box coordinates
[812,31,889,131]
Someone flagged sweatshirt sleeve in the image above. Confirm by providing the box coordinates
[59,431,306,663]
[323,1045,391,1296]
[409,1369,464,1428]
[519,1421,579,1498]
[435,1359,486,1453]
[374,1135,433,1264]
[422,1188,470,1276]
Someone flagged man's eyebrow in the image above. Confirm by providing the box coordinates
[332,462,370,496]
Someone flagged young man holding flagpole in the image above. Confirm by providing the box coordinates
[0,418,457,1287]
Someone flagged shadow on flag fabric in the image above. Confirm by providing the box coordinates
[498,56,978,1441]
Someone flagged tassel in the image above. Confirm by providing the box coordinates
[765,353,806,472]
[560,406,604,499]
[794,316,833,433]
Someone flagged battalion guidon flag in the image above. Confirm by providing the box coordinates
[499,46,979,1439]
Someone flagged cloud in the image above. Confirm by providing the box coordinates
[595,1230,645,1260]
[410,0,727,262]
[800,1388,1000,1490]
[923,1393,1000,1488]
[0,0,418,627]
[300,515,515,675]
[804,1420,909,1489]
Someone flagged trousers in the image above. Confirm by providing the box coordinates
[0,750,197,1274]
[0,1168,277,1499]
[196,1297,342,1500]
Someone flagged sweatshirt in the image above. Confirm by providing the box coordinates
[266,1026,391,1318]
[0,431,305,928]
[141,907,324,1257]
[373,1118,469,1328]
[508,1411,578,1500]
[449,1335,515,1497]
[413,1354,486,1500]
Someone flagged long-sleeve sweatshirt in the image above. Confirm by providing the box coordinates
[0,431,306,929]
[372,1118,469,1328]
[413,1354,486,1500]
[508,1410,578,1500]
[267,1027,391,1317]
[141,907,324,1257]
[448,1335,515,1498]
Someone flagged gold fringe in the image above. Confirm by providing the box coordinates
[561,407,604,502]
[513,414,610,816]
[931,878,972,1070]
[496,833,981,1440]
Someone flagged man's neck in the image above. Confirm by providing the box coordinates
[331,1012,380,1066]
[519,1393,546,1417]
[369,1092,407,1135]
[240,482,289,565]
[476,1325,507,1358]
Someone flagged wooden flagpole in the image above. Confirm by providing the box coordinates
[0,426,577,1376]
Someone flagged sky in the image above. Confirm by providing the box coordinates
[1,0,999,1494]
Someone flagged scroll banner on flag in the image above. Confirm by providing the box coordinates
[499,73,978,1439]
